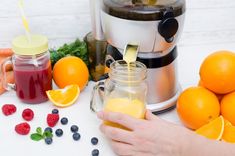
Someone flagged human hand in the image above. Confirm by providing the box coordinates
[97,110,192,156]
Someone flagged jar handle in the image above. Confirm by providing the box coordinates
[1,57,15,91]
[90,81,105,113]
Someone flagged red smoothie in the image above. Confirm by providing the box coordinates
[14,65,52,104]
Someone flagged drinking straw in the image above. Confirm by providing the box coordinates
[18,0,31,43]
[18,0,39,67]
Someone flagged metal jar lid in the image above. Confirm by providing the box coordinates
[102,0,185,21]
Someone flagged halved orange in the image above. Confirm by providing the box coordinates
[195,116,224,140]
[46,84,80,107]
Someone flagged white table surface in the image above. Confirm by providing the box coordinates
[1,0,235,155]
[0,79,181,156]
[1,43,235,156]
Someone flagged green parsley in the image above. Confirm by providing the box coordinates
[49,39,88,68]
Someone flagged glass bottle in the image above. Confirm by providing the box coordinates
[84,32,107,81]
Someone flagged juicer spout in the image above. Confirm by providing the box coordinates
[123,43,139,63]
[89,0,104,40]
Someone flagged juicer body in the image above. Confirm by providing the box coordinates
[143,51,178,103]
[89,0,186,112]
[106,45,180,112]
[101,11,185,54]
[143,56,179,112]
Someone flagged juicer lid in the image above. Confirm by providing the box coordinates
[102,0,185,21]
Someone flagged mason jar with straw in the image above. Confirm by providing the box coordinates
[1,0,52,104]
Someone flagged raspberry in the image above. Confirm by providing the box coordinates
[15,122,30,135]
[22,108,34,121]
[47,114,59,127]
[2,104,17,116]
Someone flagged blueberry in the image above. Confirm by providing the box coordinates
[91,137,98,145]
[70,125,79,133]
[73,132,81,141]
[44,127,53,133]
[45,138,53,145]
[92,149,99,156]
[52,109,59,114]
[55,128,63,137]
[60,117,68,125]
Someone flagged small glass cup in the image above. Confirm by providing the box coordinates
[1,35,52,104]
[90,60,148,128]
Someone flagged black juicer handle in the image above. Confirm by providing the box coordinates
[158,10,179,43]
[98,73,109,81]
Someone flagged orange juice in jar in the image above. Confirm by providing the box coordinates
[90,60,147,129]
[104,98,145,128]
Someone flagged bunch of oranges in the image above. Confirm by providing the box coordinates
[177,50,235,143]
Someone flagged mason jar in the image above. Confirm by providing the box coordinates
[90,60,148,124]
[1,35,52,104]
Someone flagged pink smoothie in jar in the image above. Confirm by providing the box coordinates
[14,56,52,103]
[1,35,52,104]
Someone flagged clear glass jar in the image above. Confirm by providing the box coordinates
[84,32,108,81]
[104,60,147,104]
[90,60,148,122]
[1,35,52,104]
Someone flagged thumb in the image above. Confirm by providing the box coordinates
[145,110,158,120]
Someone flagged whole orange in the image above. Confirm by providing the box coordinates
[177,87,220,130]
[221,91,235,125]
[198,79,224,101]
[200,51,235,94]
[53,56,89,90]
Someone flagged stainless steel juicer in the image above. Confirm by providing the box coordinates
[89,0,186,113]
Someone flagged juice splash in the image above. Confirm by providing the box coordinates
[104,98,145,129]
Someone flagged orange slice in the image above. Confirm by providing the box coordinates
[222,123,235,143]
[195,116,224,140]
[224,118,232,127]
[46,84,80,107]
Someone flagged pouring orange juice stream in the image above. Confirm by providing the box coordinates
[103,44,146,129]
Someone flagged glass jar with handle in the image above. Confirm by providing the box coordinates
[90,60,148,128]
[1,35,52,104]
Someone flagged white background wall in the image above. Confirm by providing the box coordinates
[1,0,235,48]
[1,0,235,85]
[0,0,91,48]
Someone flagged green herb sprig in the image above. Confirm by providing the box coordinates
[49,39,88,68]
[30,127,53,141]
